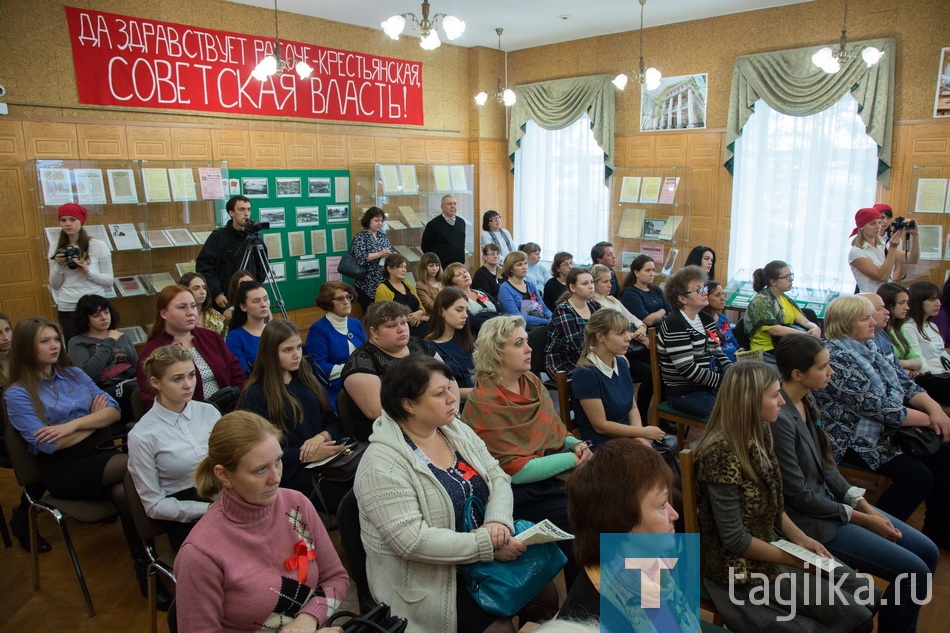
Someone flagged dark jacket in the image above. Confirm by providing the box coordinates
[195,221,268,301]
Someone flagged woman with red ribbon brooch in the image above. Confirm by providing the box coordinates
[174,410,349,633]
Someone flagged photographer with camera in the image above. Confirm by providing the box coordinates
[196,195,268,313]
[849,205,919,293]
[48,203,114,343]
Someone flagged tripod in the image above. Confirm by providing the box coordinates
[239,232,289,320]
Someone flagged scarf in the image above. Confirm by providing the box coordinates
[460,371,568,475]
[744,289,802,336]
[489,229,514,253]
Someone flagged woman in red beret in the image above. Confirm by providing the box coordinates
[848,205,918,294]
[48,203,115,342]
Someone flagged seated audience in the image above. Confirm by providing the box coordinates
[878,282,923,376]
[425,288,476,395]
[812,295,950,546]
[340,302,444,441]
[935,278,950,346]
[241,320,346,512]
[68,294,138,426]
[590,242,619,297]
[684,245,717,280]
[703,280,740,361]
[902,281,950,405]
[175,411,349,632]
[415,251,444,313]
[656,266,732,418]
[696,361,876,632]
[356,355,557,633]
[498,251,551,328]
[849,206,919,293]
[4,317,152,603]
[542,252,573,311]
[520,242,549,289]
[773,334,938,633]
[462,316,589,583]
[571,310,665,448]
[744,260,820,357]
[472,243,503,301]
[305,281,366,409]
[443,262,502,333]
[560,439,695,630]
[137,285,246,411]
[222,269,254,325]
[480,209,515,258]
[180,272,226,336]
[544,267,600,376]
[620,255,671,326]
[226,280,271,375]
[128,345,220,551]
[375,252,428,337]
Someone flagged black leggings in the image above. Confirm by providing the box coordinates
[625,350,653,423]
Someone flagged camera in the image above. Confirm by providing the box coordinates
[51,244,82,269]
[889,216,916,232]
[244,219,270,233]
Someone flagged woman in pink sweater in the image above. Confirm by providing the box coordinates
[174,411,349,633]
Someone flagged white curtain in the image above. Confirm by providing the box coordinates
[729,94,879,289]
[513,114,611,265]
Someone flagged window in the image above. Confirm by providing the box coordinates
[729,94,879,288]
[513,114,610,265]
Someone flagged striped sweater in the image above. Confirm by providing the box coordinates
[656,310,732,397]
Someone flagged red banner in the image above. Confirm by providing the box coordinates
[64,6,424,125]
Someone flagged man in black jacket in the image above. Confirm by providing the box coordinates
[196,195,267,309]
[421,195,466,266]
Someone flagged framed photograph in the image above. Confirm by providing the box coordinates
[259,207,286,228]
[296,207,322,227]
[165,228,198,246]
[241,177,269,198]
[276,177,302,198]
[327,205,349,224]
[661,248,679,275]
[308,177,331,197]
[642,218,666,240]
[640,73,708,132]
[268,261,286,282]
[115,275,147,297]
[296,258,322,280]
[934,47,950,118]
[118,326,148,344]
[916,224,943,260]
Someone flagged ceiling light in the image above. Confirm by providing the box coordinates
[811,0,882,74]
[382,1,465,50]
[614,0,662,92]
[474,28,516,108]
[252,0,313,81]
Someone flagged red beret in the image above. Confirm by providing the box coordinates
[58,203,88,224]
[850,207,880,237]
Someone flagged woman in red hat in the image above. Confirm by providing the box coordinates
[48,203,114,342]
[848,205,918,294]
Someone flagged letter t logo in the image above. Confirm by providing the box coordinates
[624,558,678,608]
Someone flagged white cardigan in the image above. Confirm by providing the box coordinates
[355,413,514,633]
[901,319,950,374]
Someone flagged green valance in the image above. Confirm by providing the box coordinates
[508,74,615,182]
[724,38,895,187]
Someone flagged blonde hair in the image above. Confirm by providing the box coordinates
[589,264,612,287]
[473,315,526,383]
[696,361,780,482]
[142,345,195,394]
[442,262,469,288]
[851,231,881,249]
[824,295,874,340]
[577,309,630,368]
[194,411,283,498]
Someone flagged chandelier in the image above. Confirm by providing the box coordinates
[811,0,883,74]
[612,0,661,92]
[475,28,516,107]
[382,1,465,51]
[251,0,313,81]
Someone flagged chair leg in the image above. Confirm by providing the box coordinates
[149,569,158,633]
[56,518,96,617]
[28,507,40,591]
[0,502,11,548]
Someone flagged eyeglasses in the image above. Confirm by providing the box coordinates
[778,273,795,281]
[332,294,356,302]
[683,287,709,296]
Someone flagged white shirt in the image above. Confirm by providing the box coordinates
[848,242,885,293]
[127,400,221,522]
[47,238,114,310]
[901,319,950,374]
[326,312,357,380]
[594,293,645,329]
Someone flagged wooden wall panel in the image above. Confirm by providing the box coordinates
[212,129,251,168]
[0,168,30,239]
[126,126,172,160]
[622,136,656,167]
[249,130,285,168]
[1,294,44,324]
[171,128,214,161]
[400,139,426,163]
[283,131,318,169]
[655,135,688,167]
[346,136,375,166]
[447,140,469,164]
[0,120,26,163]
[77,125,128,160]
[317,134,347,169]
[23,121,79,159]
[374,137,401,164]
[425,140,449,164]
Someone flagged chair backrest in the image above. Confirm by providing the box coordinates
[648,328,663,423]
[4,422,44,489]
[527,325,548,379]
[336,489,376,614]
[130,389,146,423]
[336,390,358,438]
[123,471,168,543]
[679,448,699,533]
[733,317,751,351]
[555,371,578,435]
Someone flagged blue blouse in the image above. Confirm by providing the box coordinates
[571,357,634,448]
[621,286,671,321]
[225,327,261,375]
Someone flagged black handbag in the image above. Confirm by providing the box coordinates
[308,440,367,514]
[327,602,408,633]
[204,385,241,413]
[339,247,369,281]
[882,426,942,458]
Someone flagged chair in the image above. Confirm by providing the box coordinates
[648,329,709,446]
[4,423,118,617]
[733,317,751,352]
[837,460,892,503]
[123,472,176,633]
[527,325,552,385]
[554,371,579,436]
[0,430,14,548]
[336,390,358,438]
[336,489,376,614]
[679,449,723,627]
[130,389,146,425]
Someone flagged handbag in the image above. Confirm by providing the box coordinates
[339,246,369,281]
[459,496,567,617]
[204,385,241,413]
[308,440,367,514]
[327,602,408,633]
[882,426,942,458]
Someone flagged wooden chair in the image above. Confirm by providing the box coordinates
[679,448,723,627]
[4,423,118,617]
[336,489,376,614]
[648,329,709,446]
[554,371,579,436]
[123,473,176,633]
[837,460,892,503]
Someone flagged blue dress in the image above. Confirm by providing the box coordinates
[306,316,367,411]
[570,356,634,448]
[225,327,261,375]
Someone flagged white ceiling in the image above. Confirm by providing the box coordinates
[224,0,815,51]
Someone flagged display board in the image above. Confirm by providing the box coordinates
[227,169,351,313]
